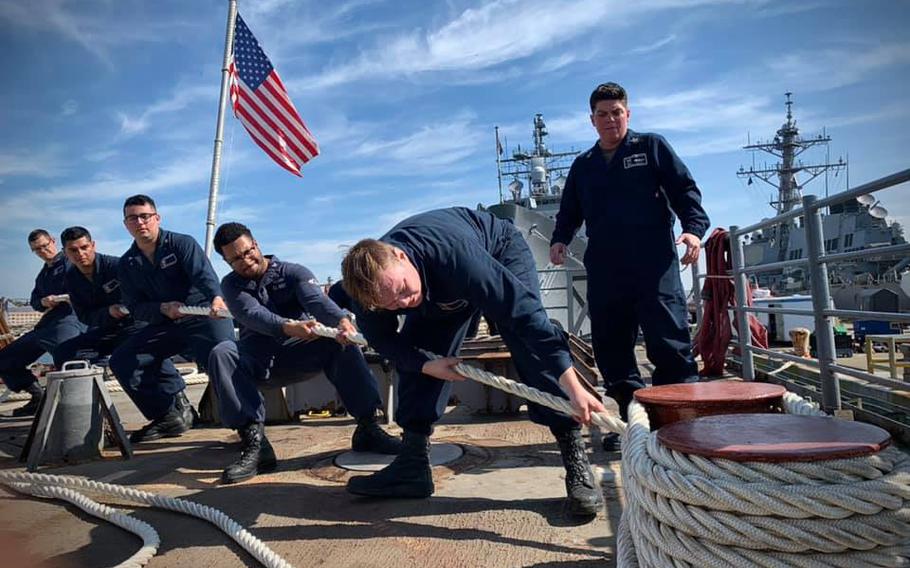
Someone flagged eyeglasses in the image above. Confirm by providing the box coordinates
[124,212,158,225]
[225,243,258,266]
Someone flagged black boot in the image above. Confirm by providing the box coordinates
[347,431,434,498]
[174,389,198,426]
[129,391,194,443]
[554,428,603,517]
[222,422,277,484]
[351,415,404,454]
[12,382,43,417]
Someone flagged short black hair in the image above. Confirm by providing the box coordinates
[213,222,253,257]
[589,82,628,111]
[61,226,92,246]
[123,194,157,215]
[27,229,51,243]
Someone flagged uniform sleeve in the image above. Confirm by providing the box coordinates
[222,276,286,338]
[354,307,431,374]
[118,258,166,324]
[456,242,573,379]
[550,161,584,246]
[29,271,45,312]
[176,235,223,302]
[287,265,347,326]
[653,135,710,239]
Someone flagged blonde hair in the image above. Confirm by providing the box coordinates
[341,239,399,310]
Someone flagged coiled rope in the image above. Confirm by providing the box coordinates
[617,398,910,567]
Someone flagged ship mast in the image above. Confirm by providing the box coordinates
[737,93,846,261]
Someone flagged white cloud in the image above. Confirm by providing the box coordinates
[0,148,67,177]
[116,83,216,138]
[765,42,910,93]
[629,34,677,55]
[290,0,740,90]
[350,112,484,170]
[60,99,79,116]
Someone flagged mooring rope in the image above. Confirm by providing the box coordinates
[4,315,907,567]
[0,472,294,568]
[617,399,910,567]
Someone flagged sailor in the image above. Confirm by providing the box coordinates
[52,226,183,392]
[549,82,710,449]
[111,194,235,443]
[0,230,84,416]
[208,223,402,484]
[341,207,607,518]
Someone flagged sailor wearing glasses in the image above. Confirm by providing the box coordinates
[52,226,183,399]
[207,222,402,484]
[111,194,235,444]
[340,207,607,518]
[0,229,84,416]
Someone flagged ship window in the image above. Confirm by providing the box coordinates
[824,238,839,253]
[844,233,853,248]
[788,248,803,260]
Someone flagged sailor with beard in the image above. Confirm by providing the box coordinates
[207,222,402,484]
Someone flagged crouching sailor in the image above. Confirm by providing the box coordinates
[208,222,402,484]
[341,207,607,517]
[52,226,183,399]
[0,230,84,416]
[113,194,235,443]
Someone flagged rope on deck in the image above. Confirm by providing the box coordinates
[617,399,910,568]
[0,471,294,568]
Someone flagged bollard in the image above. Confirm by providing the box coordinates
[43,361,105,464]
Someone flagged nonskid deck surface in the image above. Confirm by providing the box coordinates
[0,382,622,568]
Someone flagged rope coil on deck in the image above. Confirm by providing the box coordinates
[617,399,910,568]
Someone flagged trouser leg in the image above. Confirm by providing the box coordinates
[637,271,698,386]
[394,313,474,436]
[0,330,46,392]
[109,323,187,420]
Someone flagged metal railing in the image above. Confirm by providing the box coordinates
[729,168,910,412]
[537,267,589,336]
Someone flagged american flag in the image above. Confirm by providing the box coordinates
[229,14,318,176]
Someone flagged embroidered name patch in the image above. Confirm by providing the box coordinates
[102,279,120,294]
[623,153,648,169]
[160,253,178,269]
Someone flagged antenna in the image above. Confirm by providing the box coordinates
[856,194,875,206]
[869,205,889,219]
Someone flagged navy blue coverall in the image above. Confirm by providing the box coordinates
[0,253,84,392]
[208,257,384,429]
[353,207,579,436]
[551,130,710,413]
[110,229,234,420]
[53,253,182,388]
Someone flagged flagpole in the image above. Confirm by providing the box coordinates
[204,0,239,258]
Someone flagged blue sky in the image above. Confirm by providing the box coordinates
[1,0,908,299]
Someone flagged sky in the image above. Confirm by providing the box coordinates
[1,0,909,299]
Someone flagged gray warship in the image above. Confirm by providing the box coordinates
[484,96,910,334]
